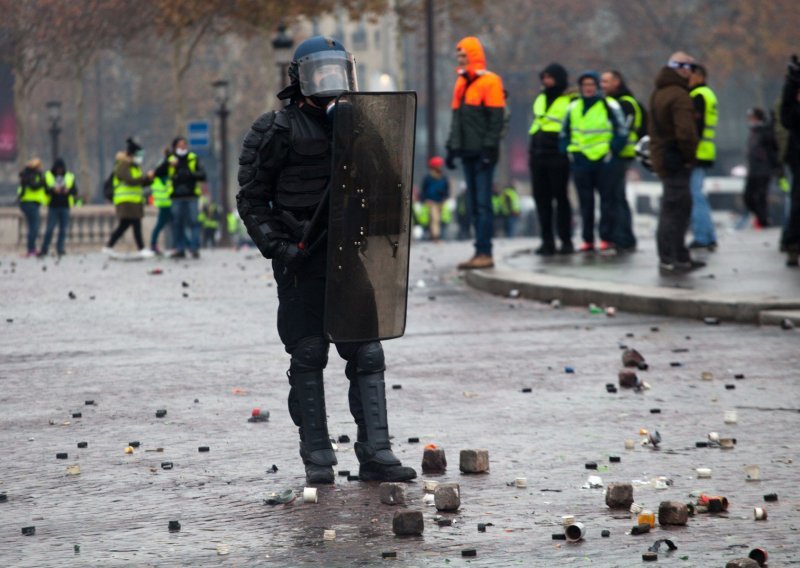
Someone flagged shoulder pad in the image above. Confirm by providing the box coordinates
[251,111,276,133]
[274,109,290,129]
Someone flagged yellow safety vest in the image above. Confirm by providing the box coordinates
[113,165,144,205]
[151,176,172,208]
[566,98,615,161]
[17,172,48,205]
[690,85,718,161]
[44,171,76,207]
[529,93,574,135]
[168,152,201,196]
[618,95,643,159]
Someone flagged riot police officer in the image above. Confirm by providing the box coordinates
[236,36,417,485]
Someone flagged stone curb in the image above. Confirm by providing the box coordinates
[464,260,800,324]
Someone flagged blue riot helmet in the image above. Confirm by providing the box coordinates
[288,36,358,100]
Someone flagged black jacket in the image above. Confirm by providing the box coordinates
[747,122,781,178]
[780,74,800,169]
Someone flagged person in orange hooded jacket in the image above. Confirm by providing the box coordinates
[445,36,506,270]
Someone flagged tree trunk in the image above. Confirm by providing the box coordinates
[12,79,28,170]
[75,67,93,202]
[171,36,186,134]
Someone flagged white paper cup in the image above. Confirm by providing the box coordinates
[515,477,527,488]
[323,529,336,540]
[624,439,636,450]
[724,410,738,424]
[708,432,720,442]
[303,487,318,503]
[561,515,575,526]
[696,467,712,478]
[744,464,761,481]
[216,543,230,556]
[753,507,768,520]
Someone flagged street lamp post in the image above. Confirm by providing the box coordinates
[272,24,294,92]
[213,80,231,246]
[46,100,62,162]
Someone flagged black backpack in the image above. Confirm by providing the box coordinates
[102,172,115,202]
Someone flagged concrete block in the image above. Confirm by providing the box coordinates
[459,449,489,473]
[421,447,447,473]
[392,510,424,536]
[434,483,461,511]
[379,482,406,506]
[605,483,634,509]
[658,501,689,526]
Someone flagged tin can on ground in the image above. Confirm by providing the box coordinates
[514,477,527,488]
[565,522,585,542]
[744,464,761,481]
[303,487,318,504]
[561,515,575,526]
[637,510,656,528]
[724,410,738,424]
[696,467,712,478]
[624,439,636,450]
[753,507,768,520]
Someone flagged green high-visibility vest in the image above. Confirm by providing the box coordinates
[414,202,430,227]
[17,173,47,205]
[566,98,616,161]
[113,165,144,205]
[441,201,453,224]
[44,171,77,207]
[529,93,574,135]
[150,176,172,208]
[227,212,239,234]
[618,95,643,159]
[168,152,202,196]
[198,196,220,229]
[690,85,718,161]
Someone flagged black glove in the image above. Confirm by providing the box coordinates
[275,241,307,275]
[480,147,498,167]
[445,150,458,170]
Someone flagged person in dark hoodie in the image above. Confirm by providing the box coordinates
[39,158,79,257]
[743,108,781,229]
[648,52,702,273]
[779,54,800,267]
[528,63,576,255]
[601,70,646,252]
[561,71,628,253]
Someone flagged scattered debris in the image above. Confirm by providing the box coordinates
[392,510,424,536]
[460,449,489,473]
[422,444,447,474]
[168,520,181,532]
[380,482,407,506]
[434,483,460,511]
[264,489,296,505]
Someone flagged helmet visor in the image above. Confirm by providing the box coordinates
[297,51,358,97]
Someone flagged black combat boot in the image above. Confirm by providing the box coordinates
[291,369,337,484]
[353,372,416,482]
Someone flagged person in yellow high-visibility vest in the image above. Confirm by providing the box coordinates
[601,70,646,253]
[103,137,155,257]
[40,158,79,257]
[149,147,173,255]
[688,64,719,250]
[17,157,47,257]
[561,71,628,253]
[198,193,221,248]
[529,63,576,255]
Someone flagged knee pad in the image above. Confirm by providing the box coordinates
[355,342,385,374]
[290,336,329,372]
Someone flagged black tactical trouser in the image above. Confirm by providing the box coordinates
[273,248,382,430]
[656,168,692,264]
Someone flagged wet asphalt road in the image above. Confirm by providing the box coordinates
[1,240,799,567]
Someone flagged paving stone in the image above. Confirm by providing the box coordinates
[658,501,689,526]
[605,483,634,509]
[459,449,489,473]
[392,511,424,536]
[434,483,460,511]
[379,482,406,506]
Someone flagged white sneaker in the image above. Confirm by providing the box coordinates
[139,248,155,258]
[101,247,113,255]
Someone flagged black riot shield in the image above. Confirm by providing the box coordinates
[324,92,417,343]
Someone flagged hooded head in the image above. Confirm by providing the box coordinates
[540,63,568,96]
[51,158,66,175]
[456,37,486,76]
[126,137,143,156]
[173,136,189,157]
[577,71,602,99]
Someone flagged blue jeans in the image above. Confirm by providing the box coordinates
[690,167,717,245]
[151,206,173,249]
[611,159,637,249]
[41,207,70,254]
[19,201,41,254]
[171,198,200,253]
[462,157,496,256]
